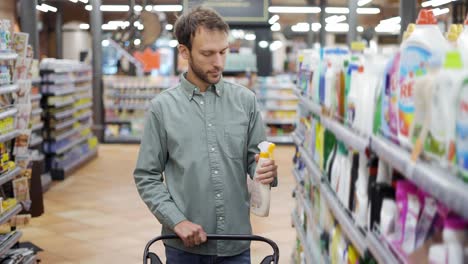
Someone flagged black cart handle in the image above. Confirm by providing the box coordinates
[143,234,279,264]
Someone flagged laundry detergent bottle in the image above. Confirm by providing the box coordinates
[251,141,276,216]
[458,15,468,65]
[398,9,449,148]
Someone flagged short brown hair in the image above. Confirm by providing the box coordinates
[174,6,229,50]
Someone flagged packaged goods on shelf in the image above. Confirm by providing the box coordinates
[292,10,468,264]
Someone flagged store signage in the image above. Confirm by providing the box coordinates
[183,0,269,23]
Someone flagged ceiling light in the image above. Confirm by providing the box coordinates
[78,0,88,3]
[79,23,90,30]
[270,40,283,51]
[375,23,401,33]
[134,5,143,12]
[357,26,364,32]
[153,5,183,12]
[422,0,456,7]
[133,21,141,27]
[101,24,118,30]
[102,40,110,47]
[291,23,310,32]
[85,5,92,11]
[271,23,281,31]
[325,7,349,14]
[100,5,130,12]
[268,15,280,24]
[36,5,48,12]
[138,24,144,30]
[380,16,401,24]
[69,0,78,3]
[268,6,321,13]
[166,24,173,31]
[358,0,373,6]
[145,5,152,11]
[245,33,256,41]
[259,41,269,48]
[311,23,322,32]
[169,40,178,47]
[326,15,347,24]
[357,7,380,14]
[432,7,450,16]
[134,39,141,46]
[41,3,57,12]
[325,23,349,32]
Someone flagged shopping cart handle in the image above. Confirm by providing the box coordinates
[143,234,279,264]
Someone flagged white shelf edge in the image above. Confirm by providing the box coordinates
[366,228,401,264]
[0,231,22,256]
[75,102,93,111]
[266,135,293,144]
[31,122,44,131]
[55,135,90,155]
[54,128,80,142]
[0,84,19,95]
[264,119,296,125]
[62,148,98,173]
[0,108,18,120]
[29,136,43,147]
[0,167,21,187]
[76,111,92,121]
[31,94,42,101]
[0,53,17,60]
[0,204,22,226]
[0,130,20,144]
[50,98,75,108]
[54,118,77,130]
[31,108,43,116]
[54,108,76,119]
[370,135,468,219]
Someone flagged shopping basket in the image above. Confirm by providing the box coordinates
[143,234,280,264]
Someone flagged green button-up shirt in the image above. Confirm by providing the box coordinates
[134,73,274,256]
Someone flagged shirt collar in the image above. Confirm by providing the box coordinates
[180,72,223,100]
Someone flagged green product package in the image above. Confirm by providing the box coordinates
[323,129,337,171]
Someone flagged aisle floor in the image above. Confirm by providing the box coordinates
[20,145,296,263]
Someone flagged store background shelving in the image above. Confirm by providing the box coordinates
[103,75,178,143]
[254,75,297,144]
[40,59,98,180]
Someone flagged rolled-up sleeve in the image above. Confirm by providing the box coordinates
[246,95,278,187]
[134,104,187,229]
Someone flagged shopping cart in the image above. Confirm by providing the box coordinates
[143,234,280,264]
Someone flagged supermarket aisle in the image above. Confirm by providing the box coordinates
[20,145,296,263]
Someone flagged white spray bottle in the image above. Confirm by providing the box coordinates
[250,141,276,217]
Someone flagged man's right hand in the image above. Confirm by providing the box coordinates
[173,220,207,248]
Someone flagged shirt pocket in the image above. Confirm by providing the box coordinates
[223,122,248,159]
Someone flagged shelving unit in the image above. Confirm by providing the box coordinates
[40,59,98,180]
[0,231,22,256]
[254,75,297,144]
[103,75,178,143]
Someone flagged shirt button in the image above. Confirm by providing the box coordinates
[211,147,215,152]
[214,170,218,174]
[216,193,221,198]
[200,101,204,105]
[219,217,223,220]
[208,123,212,127]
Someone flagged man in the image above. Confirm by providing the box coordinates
[134,6,278,263]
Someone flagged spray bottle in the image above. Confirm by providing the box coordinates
[251,141,276,217]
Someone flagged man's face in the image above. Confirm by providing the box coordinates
[185,27,229,85]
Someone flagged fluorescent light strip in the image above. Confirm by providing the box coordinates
[245,33,256,40]
[268,15,280,25]
[432,7,450,16]
[153,5,183,12]
[79,23,90,30]
[166,24,173,30]
[311,23,322,32]
[291,23,310,32]
[134,5,143,12]
[325,7,380,14]
[422,0,456,7]
[358,0,373,6]
[78,0,88,3]
[100,5,129,12]
[69,0,78,3]
[36,5,48,12]
[325,23,349,32]
[326,15,347,24]
[271,22,281,31]
[375,23,401,33]
[380,16,401,24]
[268,6,321,13]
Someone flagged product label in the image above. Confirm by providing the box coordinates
[399,46,432,140]
[456,84,468,179]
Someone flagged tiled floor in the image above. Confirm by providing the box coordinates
[21,144,296,263]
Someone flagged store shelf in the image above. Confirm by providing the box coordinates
[106,104,148,110]
[263,105,297,111]
[74,93,92,100]
[256,84,294,90]
[257,95,298,101]
[51,148,98,180]
[75,111,92,121]
[267,135,293,144]
[105,118,131,124]
[105,135,141,144]
[43,86,75,96]
[32,77,42,84]
[291,211,314,264]
[31,122,44,132]
[50,98,75,108]
[0,108,18,120]
[0,204,22,226]
[53,135,89,155]
[75,102,92,111]
[53,128,79,142]
[23,254,37,264]
[292,169,304,186]
[75,76,92,83]
[0,167,21,187]
[292,132,367,256]
[0,53,17,61]
[264,119,296,125]
[31,93,42,101]
[366,228,400,264]
[54,118,76,130]
[29,136,43,147]
[31,108,42,116]
[41,67,91,74]
[76,85,92,93]
[53,108,76,119]
[0,84,19,95]
[0,231,22,256]
[0,130,20,144]
[370,135,468,219]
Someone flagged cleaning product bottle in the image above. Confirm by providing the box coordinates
[250,141,276,217]
[427,52,464,165]
[456,78,468,182]
[447,24,461,48]
[398,9,449,148]
[457,15,468,65]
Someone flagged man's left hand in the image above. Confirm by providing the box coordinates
[254,154,278,185]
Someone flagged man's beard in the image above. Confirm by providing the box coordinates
[189,55,221,85]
